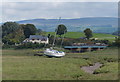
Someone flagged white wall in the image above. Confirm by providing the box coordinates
[28,38,49,44]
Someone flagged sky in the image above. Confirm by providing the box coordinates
[1,0,119,2]
[1,1,118,22]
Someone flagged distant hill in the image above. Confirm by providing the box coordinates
[112,30,120,36]
[8,17,119,34]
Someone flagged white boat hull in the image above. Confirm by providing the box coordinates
[44,49,65,57]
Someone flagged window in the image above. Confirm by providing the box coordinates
[41,38,46,41]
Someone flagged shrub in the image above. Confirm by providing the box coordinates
[93,69,109,74]
[2,44,15,49]
[55,39,73,46]
[109,37,120,47]
[15,42,46,49]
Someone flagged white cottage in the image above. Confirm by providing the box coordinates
[23,35,49,44]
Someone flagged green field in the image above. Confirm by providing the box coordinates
[46,32,117,41]
[2,48,118,80]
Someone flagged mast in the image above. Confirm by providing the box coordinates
[52,17,61,48]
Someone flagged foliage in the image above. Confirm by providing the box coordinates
[2,22,38,45]
[47,34,51,38]
[84,28,93,39]
[2,22,20,38]
[92,39,109,44]
[56,24,67,37]
[55,39,72,47]
[48,35,54,44]
[15,43,46,49]
[21,24,37,38]
[112,37,120,47]
[48,35,72,47]
[2,44,15,49]
[2,26,25,45]
[93,62,118,74]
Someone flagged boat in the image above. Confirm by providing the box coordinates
[44,17,66,57]
[44,48,65,57]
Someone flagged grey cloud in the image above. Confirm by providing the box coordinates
[1,2,118,22]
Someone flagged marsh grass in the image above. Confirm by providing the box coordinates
[2,48,118,80]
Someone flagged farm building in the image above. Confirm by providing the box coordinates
[23,35,49,44]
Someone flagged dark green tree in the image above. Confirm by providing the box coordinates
[84,28,93,39]
[47,34,51,38]
[114,37,120,47]
[49,35,54,44]
[2,26,25,45]
[2,22,20,37]
[56,24,67,37]
[21,24,37,38]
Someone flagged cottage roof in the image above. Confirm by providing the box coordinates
[29,35,48,41]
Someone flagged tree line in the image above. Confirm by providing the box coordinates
[1,22,38,45]
[2,21,119,49]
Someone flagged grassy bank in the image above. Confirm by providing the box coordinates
[2,48,118,80]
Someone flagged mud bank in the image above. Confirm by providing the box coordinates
[81,62,103,74]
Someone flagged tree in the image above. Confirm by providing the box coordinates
[21,24,37,38]
[56,24,67,37]
[2,26,25,45]
[113,37,120,47]
[49,35,54,44]
[2,22,20,37]
[1,22,25,45]
[84,28,93,39]
[47,34,51,38]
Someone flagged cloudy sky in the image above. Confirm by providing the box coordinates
[1,2,118,22]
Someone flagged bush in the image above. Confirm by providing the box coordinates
[103,58,118,62]
[109,37,120,47]
[93,62,118,74]
[2,44,15,49]
[92,39,109,45]
[93,69,109,74]
[15,43,46,49]
[57,40,72,46]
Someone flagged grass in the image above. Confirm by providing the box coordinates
[2,48,118,80]
[94,62,118,74]
[46,32,117,41]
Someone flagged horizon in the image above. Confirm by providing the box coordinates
[0,16,118,23]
